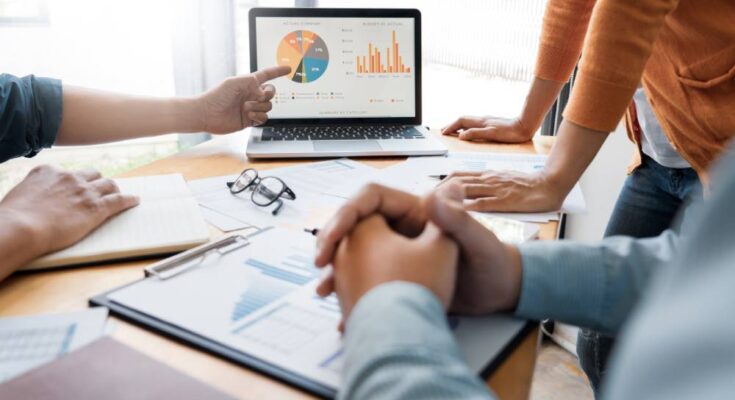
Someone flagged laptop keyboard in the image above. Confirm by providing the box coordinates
[260,126,425,141]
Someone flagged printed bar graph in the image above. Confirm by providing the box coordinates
[231,254,320,322]
[356,30,411,74]
[231,279,291,322]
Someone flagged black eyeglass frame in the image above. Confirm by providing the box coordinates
[226,168,296,215]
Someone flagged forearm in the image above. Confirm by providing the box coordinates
[56,86,205,145]
[543,119,609,201]
[0,210,45,281]
[516,78,566,137]
[514,231,679,335]
[515,0,596,138]
[341,282,493,400]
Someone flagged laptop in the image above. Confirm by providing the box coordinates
[246,8,447,158]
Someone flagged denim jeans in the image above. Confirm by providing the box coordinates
[577,155,702,397]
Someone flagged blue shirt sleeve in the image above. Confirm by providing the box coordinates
[514,231,678,335]
[340,281,494,400]
[0,74,63,163]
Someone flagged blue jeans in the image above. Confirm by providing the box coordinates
[576,155,702,397]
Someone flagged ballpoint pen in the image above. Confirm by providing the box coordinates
[428,174,448,180]
[304,228,320,236]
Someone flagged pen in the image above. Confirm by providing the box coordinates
[428,174,448,180]
[304,227,320,236]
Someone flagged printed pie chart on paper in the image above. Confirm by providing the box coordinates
[277,30,329,83]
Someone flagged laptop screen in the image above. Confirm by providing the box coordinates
[253,14,417,122]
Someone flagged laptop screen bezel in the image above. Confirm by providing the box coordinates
[249,7,422,126]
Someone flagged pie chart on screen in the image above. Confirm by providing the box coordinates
[276,30,329,83]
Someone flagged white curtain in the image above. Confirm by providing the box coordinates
[173,0,237,147]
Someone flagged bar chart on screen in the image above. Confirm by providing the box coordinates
[356,30,412,74]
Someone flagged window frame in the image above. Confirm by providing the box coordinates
[0,0,50,26]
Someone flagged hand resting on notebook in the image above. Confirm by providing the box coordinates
[0,166,138,280]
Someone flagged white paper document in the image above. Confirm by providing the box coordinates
[0,308,108,382]
[188,160,377,231]
[373,152,587,222]
[107,228,526,391]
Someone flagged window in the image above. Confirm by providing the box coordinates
[0,0,180,195]
[0,0,49,25]
[1,0,548,195]
[234,0,547,129]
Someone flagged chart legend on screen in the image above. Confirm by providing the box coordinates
[356,30,411,74]
[277,30,329,83]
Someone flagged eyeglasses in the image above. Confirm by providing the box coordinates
[226,168,296,215]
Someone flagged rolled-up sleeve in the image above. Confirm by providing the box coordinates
[0,74,63,163]
[515,231,679,335]
[340,281,493,400]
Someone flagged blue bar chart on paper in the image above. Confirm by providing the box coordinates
[231,251,321,322]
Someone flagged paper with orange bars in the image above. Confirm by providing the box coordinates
[356,30,411,74]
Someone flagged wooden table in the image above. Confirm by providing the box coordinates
[0,131,557,399]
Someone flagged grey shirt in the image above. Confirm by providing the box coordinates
[340,144,735,399]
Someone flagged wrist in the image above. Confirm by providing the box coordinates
[502,243,523,311]
[0,208,49,260]
[536,169,571,209]
[514,116,538,140]
[174,97,206,133]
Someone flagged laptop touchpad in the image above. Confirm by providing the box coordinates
[313,140,382,152]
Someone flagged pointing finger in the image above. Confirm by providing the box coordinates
[253,65,292,85]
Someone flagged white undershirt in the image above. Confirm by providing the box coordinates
[633,88,690,169]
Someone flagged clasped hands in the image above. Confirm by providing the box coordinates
[314,182,525,331]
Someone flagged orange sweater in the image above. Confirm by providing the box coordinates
[536,0,735,180]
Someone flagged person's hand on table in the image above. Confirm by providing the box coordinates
[437,170,566,213]
[326,214,459,325]
[0,165,139,258]
[196,65,291,133]
[441,115,534,143]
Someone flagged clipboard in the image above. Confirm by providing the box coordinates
[90,228,534,399]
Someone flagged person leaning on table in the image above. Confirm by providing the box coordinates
[313,139,735,400]
[440,0,734,393]
[0,66,289,281]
